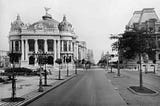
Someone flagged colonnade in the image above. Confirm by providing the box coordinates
[10,39,74,65]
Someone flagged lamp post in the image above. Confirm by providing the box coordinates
[43,52,48,86]
[8,51,21,101]
[73,58,78,74]
[109,54,115,73]
[66,54,70,77]
[32,50,44,92]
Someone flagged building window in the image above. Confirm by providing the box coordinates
[38,39,44,52]
[69,41,71,51]
[29,56,35,65]
[158,27,160,32]
[63,56,66,63]
[158,40,160,48]
[15,41,19,51]
[64,41,67,51]
[48,56,54,65]
[158,54,160,60]
[47,40,54,51]
[60,40,62,51]
[28,39,35,52]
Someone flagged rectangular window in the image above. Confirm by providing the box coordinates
[64,40,67,51]
[69,41,71,51]
[38,39,44,52]
[60,40,62,51]
[28,39,35,52]
[47,40,54,51]
[15,41,19,51]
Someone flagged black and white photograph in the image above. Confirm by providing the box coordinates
[0,0,160,106]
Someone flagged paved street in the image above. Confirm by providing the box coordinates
[27,67,126,106]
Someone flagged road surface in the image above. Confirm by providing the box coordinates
[27,68,126,106]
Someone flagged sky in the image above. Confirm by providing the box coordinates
[1,0,160,63]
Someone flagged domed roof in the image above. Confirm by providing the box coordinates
[29,14,59,30]
[58,15,72,32]
[11,14,24,31]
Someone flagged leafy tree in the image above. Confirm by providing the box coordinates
[111,30,156,89]
[55,58,62,80]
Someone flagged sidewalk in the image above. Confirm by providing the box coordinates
[0,68,84,106]
[105,68,160,106]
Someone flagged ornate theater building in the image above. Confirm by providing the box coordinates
[8,9,87,69]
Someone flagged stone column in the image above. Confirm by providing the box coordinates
[44,39,47,53]
[25,39,28,61]
[62,40,64,52]
[56,40,58,58]
[71,41,73,52]
[57,40,60,58]
[9,41,12,52]
[35,39,38,53]
[21,39,24,61]
[67,40,69,52]
[54,40,57,62]
[19,40,21,52]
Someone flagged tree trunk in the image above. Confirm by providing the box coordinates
[139,53,143,89]
[117,52,120,76]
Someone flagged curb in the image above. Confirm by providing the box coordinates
[127,86,159,96]
[1,74,76,106]
[18,74,76,106]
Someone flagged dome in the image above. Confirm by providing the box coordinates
[29,15,59,30]
[11,14,24,31]
[58,15,72,32]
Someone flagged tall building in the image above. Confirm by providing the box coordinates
[86,49,95,64]
[124,8,160,72]
[8,9,87,69]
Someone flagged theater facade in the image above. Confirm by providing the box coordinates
[9,9,87,68]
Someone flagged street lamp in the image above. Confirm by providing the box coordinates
[66,54,71,77]
[8,51,21,101]
[73,58,78,74]
[32,50,44,92]
[42,52,48,86]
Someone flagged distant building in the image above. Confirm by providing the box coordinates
[77,41,87,60]
[86,49,95,64]
[124,8,160,72]
[0,50,10,68]
[8,9,87,69]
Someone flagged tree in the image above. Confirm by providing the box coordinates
[55,58,62,80]
[73,59,78,74]
[111,30,156,89]
[110,34,122,76]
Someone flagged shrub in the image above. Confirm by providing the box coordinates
[4,67,33,76]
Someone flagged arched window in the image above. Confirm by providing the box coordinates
[69,56,72,62]
[29,56,35,65]
[63,56,66,63]
[48,56,53,65]
[159,54,160,60]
